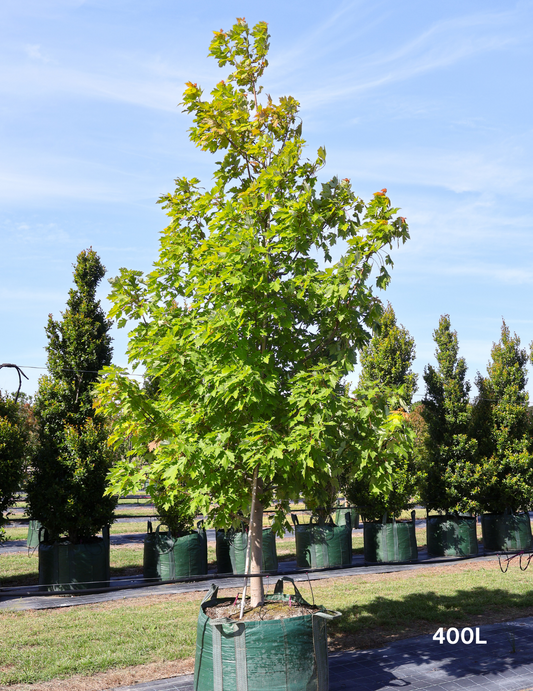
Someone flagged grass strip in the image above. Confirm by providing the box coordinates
[2,559,533,686]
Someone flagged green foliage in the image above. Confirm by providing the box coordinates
[0,393,28,541]
[345,304,417,521]
[96,20,412,555]
[345,386,416,521]
[149,477,196,537]
[418,315,478,514]
[27,248,117,542]
[470,320,533,514]
[357,302,418,406]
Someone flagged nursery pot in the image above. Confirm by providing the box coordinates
[27,519,42,550]
[426,515,478,557]
[364,513,418,563]
[38,526,110,592]
[292,514,352,569]
[215,529,234,575]
[481,512,532,552]
[334,506,359,530]
[228,527,278,575]
[194,576,340,691]
[143,521,208,581]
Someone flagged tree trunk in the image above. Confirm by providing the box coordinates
[249,493,264,607]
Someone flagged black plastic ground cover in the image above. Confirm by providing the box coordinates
[0,548,504,607]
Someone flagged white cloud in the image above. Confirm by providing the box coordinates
[330,146,527,197]
[0,61,186,112]
[23,44,50,62]
[2,220,71,245]
[0,168,125,204]
[278,5,528,108]
[429,263,533,285]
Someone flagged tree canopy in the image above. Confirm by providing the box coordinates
[96,19,412,605]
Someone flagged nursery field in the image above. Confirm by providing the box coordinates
[1,559,533,687]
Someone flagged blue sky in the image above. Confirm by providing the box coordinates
[1,0,532,401]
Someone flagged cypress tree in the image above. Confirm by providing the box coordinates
[357,302,418,405]
[418,314,478,514]
[471,320,533,514]
[27,248,117,542]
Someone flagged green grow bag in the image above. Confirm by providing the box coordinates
[27,519,42,550]
[426,515,478,557]
[216,529,234,575]
[292,515,352,568]
[228,528,278,575]
[143,521,208,581]
[38,526,110,592]
[481,512,532,552]
[364,514,418,563]
[334,507,359,530]
[194,576,340,691]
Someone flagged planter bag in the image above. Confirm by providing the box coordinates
[143,521,208,580]
[481,513,532,552]
[292,514,352,568]
[216,529,235,575]
[38,526,110,592]
[194,576,340,691]
[364,516,418,563]
[228,528,278,575]
[426,515,478,557]
[334,507,359,530]
[27,519,42,551]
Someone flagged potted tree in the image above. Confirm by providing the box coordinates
[345,304,418,563]
[418,315,479,557]
[346,402,418,564]
[471,321,533,552]
[143,477,208,580]
[96,18,413,690]
[27,249,117,590]
[293,481,353,569]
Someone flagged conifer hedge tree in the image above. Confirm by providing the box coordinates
[357,302,418,405]
[345,304,417,521]
[95,19,413,606]
[470,320,533,514]
[27,248,117,543]
[418,315,478,514]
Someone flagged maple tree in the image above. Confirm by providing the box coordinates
[96,19,412,606]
